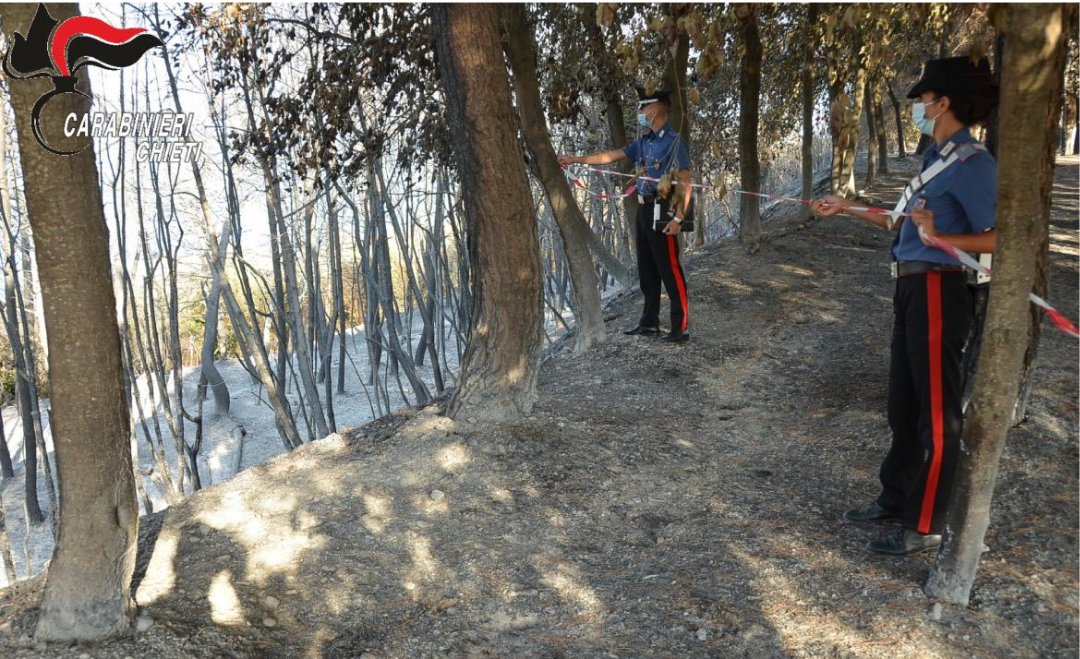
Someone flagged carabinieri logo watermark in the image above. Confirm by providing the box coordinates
[3,3,202,163]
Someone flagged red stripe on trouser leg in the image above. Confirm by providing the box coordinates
[919,271,944,534]
[667,235,688,331]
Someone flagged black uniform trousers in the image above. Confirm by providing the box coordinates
[635,197,689,332]
[876,271,974,535]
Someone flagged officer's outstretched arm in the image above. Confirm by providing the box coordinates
[558,149,628,166]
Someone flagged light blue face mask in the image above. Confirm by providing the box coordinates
[912,99,944,137]
[637,112,651,128]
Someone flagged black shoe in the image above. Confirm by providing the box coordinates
[624,324,660,336]
[867,528,942,556]
[842,502,902,525]
[661,329,690,343]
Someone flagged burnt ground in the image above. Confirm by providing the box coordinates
[0,156,1076,659]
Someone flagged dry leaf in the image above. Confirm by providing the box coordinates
[596,3,616,28]
[657,173,673,198]
[840,5,857,31]
[712,175,727,200]
[688,87,701,104]
[968,39,988,64]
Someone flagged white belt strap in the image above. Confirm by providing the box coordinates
[889,141,987,229]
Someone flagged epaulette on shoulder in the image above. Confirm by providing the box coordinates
[956,142,987,162]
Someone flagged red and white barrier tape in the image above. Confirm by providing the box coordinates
[910,198,1078,338]
[562,164,912,220]
[566,173,637,200]
[916,228,1079,339]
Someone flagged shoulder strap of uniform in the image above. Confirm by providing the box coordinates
[955,142,987,162]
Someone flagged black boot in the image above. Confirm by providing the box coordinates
[842,502,902,524]
[867,528,942,555]
[624,324,660,336]
[661,329,689,343]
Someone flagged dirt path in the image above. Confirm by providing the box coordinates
[1,156,1076,659]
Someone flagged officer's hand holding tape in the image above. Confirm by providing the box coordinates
[811,195,850,218]
[910,208,938,246]
[662,218,682,235]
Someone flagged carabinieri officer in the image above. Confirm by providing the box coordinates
[812,56,999,555]
[559,86,693,343]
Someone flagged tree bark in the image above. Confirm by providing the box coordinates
[865,79,878,188]
[154,11,231,416]
[887,83,907,157]
[738,8,763,252]
[801,4,817,219]
[434,4,544,422]
[835,33,867,196]
[582,9,639,270]
[925,2,1073,606]
[662,22,692,147]
[503,4,606,354]
[872,80,889,174]
[1,2,137,640]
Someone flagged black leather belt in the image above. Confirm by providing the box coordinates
[892,260,966,278]
[638,194,657,205]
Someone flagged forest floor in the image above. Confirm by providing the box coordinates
[0,155,1077,659]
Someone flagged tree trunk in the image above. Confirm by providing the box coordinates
[865,79,878,188]
[1,3,137,639]
[985,33,1006,157]
[738,8,763,252]
[836,34,867,196]
[872,81,889,173]
[663,25,692,146]
[887,83,907,157]
[0,393,12,480]
[925,2,1073,606]
[801,4,817,218]
[155,19,232,416]
[582,9,639,269]
[503,4,606,354]
[434,4,544,422]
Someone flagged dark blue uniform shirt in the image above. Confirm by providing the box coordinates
[891,127,997,264]
[622,123,691,196]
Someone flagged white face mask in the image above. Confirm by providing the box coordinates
[912,99,945,137]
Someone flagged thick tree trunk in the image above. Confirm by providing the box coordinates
[801,4,817,219]
[503,4,606,354]
[434,4,544,422]
[925,2,1073,606]
[1,3,137,639]
[738,9,763,252]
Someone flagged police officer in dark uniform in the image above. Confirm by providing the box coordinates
[812,56,999,555]
[559,87,693,343]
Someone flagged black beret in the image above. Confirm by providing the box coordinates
[906,56,997,99]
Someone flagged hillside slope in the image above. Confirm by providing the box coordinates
[1,156,1077,659]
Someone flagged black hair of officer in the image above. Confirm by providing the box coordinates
[906,56,1000,126]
